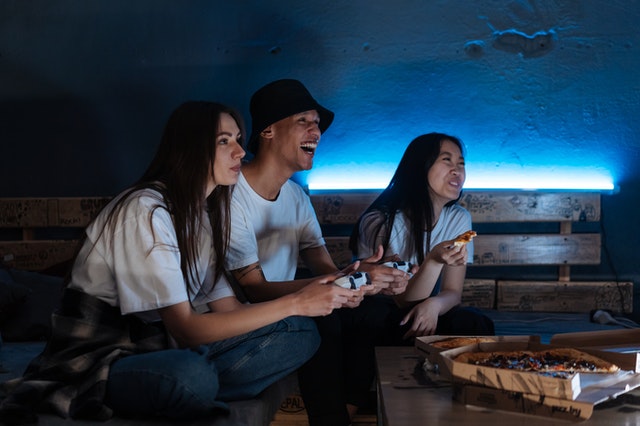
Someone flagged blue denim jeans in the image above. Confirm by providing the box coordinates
[105,316,319,420]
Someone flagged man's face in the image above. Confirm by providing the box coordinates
[269,110,322,172]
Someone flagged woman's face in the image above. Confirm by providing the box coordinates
[427,139,465,207]
[207,113,245,196]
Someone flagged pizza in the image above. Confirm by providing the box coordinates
[453,230,477,247]
[454,347,620,374]
[430,336,497,349]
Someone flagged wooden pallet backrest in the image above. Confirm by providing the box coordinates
[310,190,601,274]
[0,193,631,313]
[309,190,631,313]
[0,197,112,271]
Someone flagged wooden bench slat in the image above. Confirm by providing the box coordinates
[459,191,601,222]
[472,234,601,265]
[310,191,601,225]
[323,233,601,268]
[0,240,80,271]
[0,197,111,228]
[497,280,633,313]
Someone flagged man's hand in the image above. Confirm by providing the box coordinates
[292,274,365,316]
[357,246,411,295]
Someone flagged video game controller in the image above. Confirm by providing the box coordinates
[382,261,414,274]
[334,271,371,290]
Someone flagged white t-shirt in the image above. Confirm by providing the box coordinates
[225,172,325,281]
[356,204,474,265]
[68,188,234,322]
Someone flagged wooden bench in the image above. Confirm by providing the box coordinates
[309,190,633,314]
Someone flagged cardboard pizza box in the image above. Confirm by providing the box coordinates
[453,371,640,422]
[551,328,640,373]
[415,335,540,379]
[439,341,633,400]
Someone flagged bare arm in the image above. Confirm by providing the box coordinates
[159,273,365,348]
[299,245,340,275]
[232,245,339,302]
[394,240,468,306]
[398,261,468,339]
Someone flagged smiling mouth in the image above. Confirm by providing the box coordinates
[300,141,318,154]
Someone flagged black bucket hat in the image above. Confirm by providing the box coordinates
[247,79,334,154]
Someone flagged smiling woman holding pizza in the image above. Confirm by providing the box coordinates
[350,132,494,341]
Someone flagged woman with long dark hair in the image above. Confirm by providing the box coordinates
[350,132,494,341]
[1,101,350,423]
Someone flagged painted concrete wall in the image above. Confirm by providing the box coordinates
[1,1,638,314]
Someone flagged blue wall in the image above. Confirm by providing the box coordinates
[1,1,638,315]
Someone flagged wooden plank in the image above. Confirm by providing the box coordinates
[458,191,601,222]
[0,240,79,271]
[310,191,600,225]
[496,281,633,313]
[0,197,111,228]
[461,279,495,309]
[310,192,378,225]
[324,233,601,268]
[472,233,601,265]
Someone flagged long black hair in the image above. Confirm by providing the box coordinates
[349,132,464,264]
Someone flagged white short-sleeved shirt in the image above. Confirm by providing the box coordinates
[356,204,474,265]
[225,172,325,281]
[68,189,234,322]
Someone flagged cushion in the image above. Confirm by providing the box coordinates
[0,268,65,342]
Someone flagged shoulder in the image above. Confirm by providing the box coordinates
[442,203,471,223]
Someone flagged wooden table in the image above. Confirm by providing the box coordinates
[375,346,640,426]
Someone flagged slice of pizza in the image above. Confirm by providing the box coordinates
[454,347,620,374]
[453,230,477,247]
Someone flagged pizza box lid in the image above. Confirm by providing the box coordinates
[551,329,640,373]
[415,335,540,378]
[439,341,633,400]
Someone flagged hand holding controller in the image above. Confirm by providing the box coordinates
[334,271,371,290]
[381,261,414,276]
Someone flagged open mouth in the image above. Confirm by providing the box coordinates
[300,141,318,154]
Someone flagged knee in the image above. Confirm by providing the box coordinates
[107,350,224,419]
[285,316,321,356]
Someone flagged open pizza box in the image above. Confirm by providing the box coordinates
[439,341,639,401]
[453,377,640,422]
[550,328,640,373]
[415,335,540,378]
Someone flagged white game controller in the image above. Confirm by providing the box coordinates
[382,261,414,277]
[334,271,371,290]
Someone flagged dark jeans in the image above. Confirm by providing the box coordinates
[296,295,495,426]
[106,316,319,420]
[297,296,392,426]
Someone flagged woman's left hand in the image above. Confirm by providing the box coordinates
[399,299,439,339]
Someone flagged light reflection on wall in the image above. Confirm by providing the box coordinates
[305,164,615,191]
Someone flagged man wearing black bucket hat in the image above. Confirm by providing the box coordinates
[225,79,410,426]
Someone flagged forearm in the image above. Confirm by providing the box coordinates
[394,258,443,305]
[243,277,315,302]
[162,295,301,347]
[428,289,462,316]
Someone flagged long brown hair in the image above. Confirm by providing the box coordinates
[80,101,245,298]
